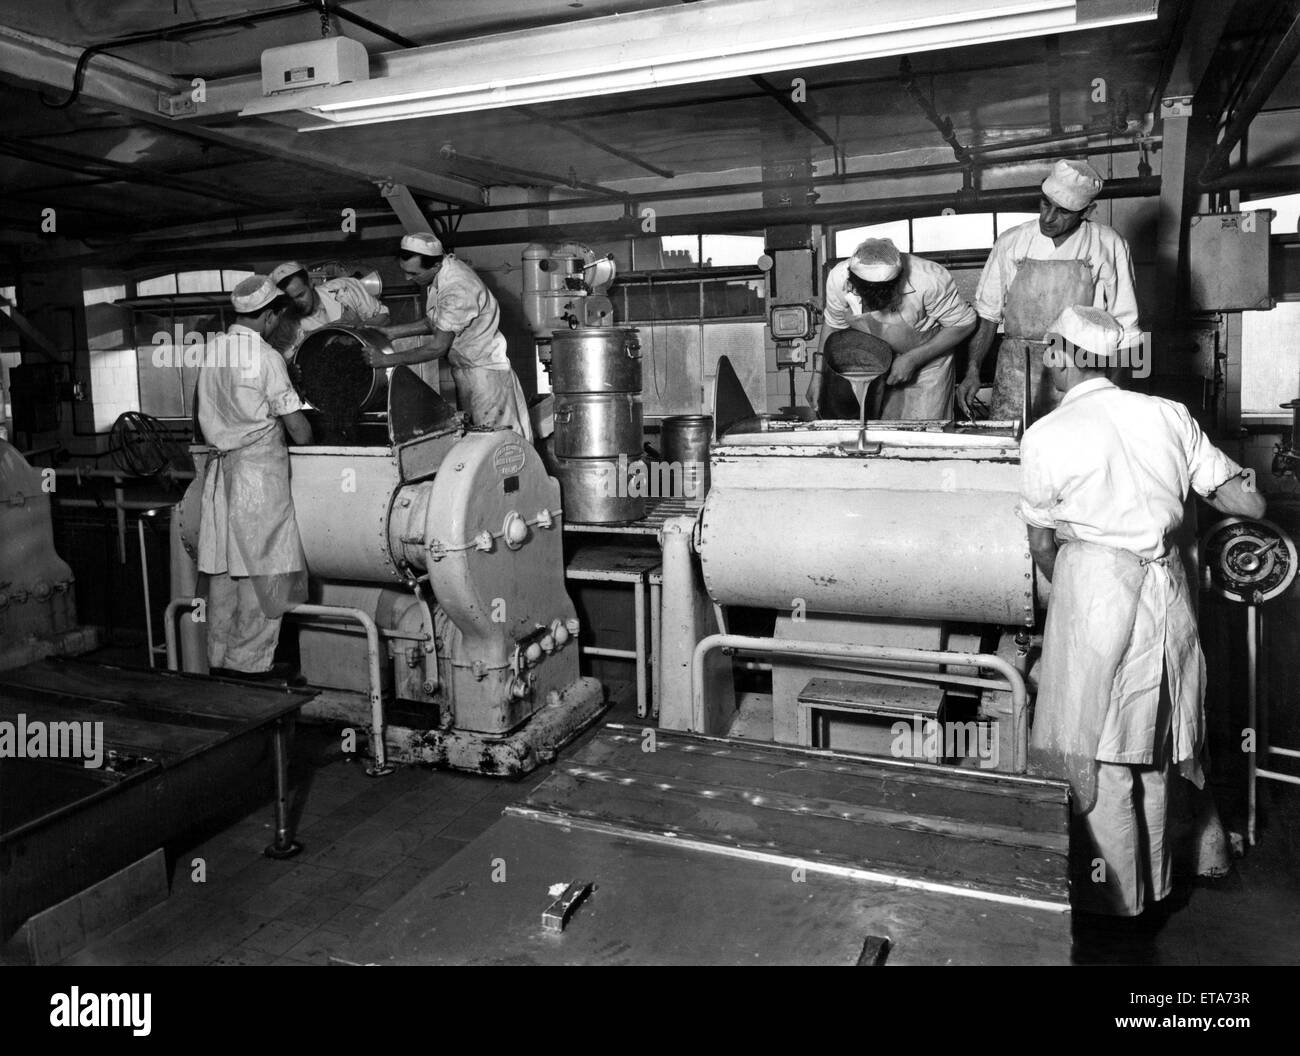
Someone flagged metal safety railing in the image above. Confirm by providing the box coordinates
[163,597,406,776]
[690,634,1030,772]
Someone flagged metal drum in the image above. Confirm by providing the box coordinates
[548,327,641,393]
[295,326,394,442]
[549,325,645,523]
[554,454,648,524]
[660,414,712,501]
[552,393,644,459]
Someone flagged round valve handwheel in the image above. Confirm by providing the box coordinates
[1202,517,1297,604]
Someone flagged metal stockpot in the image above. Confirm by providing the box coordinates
[553,393,643,459]
[549,327,642,393]
[295,325,394,413]
[660,414,712,500]
[554,454,647,524]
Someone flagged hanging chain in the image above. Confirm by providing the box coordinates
[319,1,332,38]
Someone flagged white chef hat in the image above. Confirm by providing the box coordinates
[269,260,307,287]
[848,238,902,282]
[400,231,444,257]
[230,275,280,313]
[1050,304,1123,361]
[1042,158,1103,212]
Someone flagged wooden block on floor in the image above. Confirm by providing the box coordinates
[6,848,168,965]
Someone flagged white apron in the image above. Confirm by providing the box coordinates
[196,427,307,617]
[1030,539,1206,815]
[451,363,535,442]
[990,258,1094,422]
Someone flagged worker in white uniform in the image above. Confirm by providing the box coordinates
[808,238,976,420]
[196,275,313,679]
[1018,305,1265,918]
[957,159,1141,423]
[269,260,389,358]
[371,232,533,440]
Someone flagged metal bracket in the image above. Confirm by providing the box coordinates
[542,880,594,932]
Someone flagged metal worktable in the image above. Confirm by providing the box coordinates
[336,724,1074,965]
[0,659,315,940]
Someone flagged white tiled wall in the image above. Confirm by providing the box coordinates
[90,347,140,432]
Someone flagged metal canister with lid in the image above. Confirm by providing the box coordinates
[548,326,645,524]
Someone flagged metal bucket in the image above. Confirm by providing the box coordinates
[295,325,393,415]
[554,454,647,524]
[549,327,642,393]
[553,392,643,459]
[661,414,712,500]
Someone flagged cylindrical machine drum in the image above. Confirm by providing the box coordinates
[548,327,642,393]
[554,454,647,524]
[295,326,393,439]
[699,486,1035,625]
[552,393,644,459]
[660,414,712,500]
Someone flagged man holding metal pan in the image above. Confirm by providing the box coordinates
[370,232,533,441]
[808,237,976,421]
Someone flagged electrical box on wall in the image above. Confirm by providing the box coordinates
[9,363,71,435]
[1189,211,1273,311]
[261,37,369,96]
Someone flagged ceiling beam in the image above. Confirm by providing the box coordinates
[0,22,485,207]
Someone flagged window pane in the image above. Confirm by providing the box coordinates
[995,212,1038,236]
[177,270,224,294]
[625,281,701,321]
[222,269,254,291]
[701,235,765,267]
[136,274,177,297]
[912,213,995,252]
[658,236,701,268]
[1243,193,1300,235]
[1242,302,1300,415]
[702,278,766,319]
[83,284,125,306]
[835,221,910,258]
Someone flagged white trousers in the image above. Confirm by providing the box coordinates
[1073,758,1173,916]
[206,573,282,674]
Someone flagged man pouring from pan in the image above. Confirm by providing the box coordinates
[957,158,1141,422]
[808,238,976,420]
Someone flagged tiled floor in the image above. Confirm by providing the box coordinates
[50,685,1300,967]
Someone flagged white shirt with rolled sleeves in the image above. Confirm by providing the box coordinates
[196,324,302,451]
[1017,378,1242,560]
[424,255,511,371]
[975,220,1141,344]
[296,277,385,335]
[824,253,975,336]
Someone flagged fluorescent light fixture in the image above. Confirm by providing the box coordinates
[238,0,1158,131]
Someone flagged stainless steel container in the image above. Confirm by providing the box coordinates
[549,327,642,393]
[660,414,712,501]
[552,392,644,459]
[554,454,647,524]
[296,325,394,414]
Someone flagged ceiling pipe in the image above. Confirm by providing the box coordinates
[39,3,309,109]
[79,175,1161,267]
[439,144,629,201]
